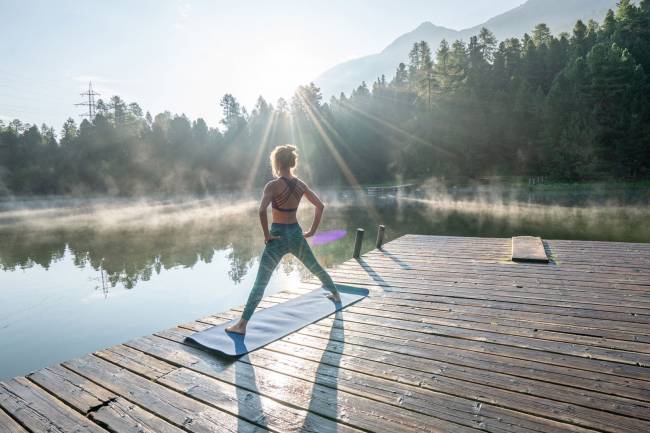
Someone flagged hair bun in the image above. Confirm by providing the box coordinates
[270,145,299,176]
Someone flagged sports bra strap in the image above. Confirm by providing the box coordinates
[272,177,303,211]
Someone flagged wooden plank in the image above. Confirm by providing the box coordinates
[219,297,650,367]
[338,304,650,354]
[151,327,649,432]
[160,367,466,433]
[90,397,186,433]
[364,251,650,283]
[273,289,650,342]
[292,283,650,338]
[97,345,363,433]
[135,332,585,433]
[301,282,650,328]
[121,335,476,433]
[284,322,650,402]
[263,335,650,420]
[328,265,650,309]
[382,237,649,269]
[383,242,650,270]
[358,254,650,290]
[325,271,650,315]
[219,299,650,403]
[28,364,117,414]
[63,355,267,433]
[296,319,650,395]
[0,377,107,433]
[321,272,650,323]
[28,364,184,433]
[94,345,176,380]
[269,290,650,345]
[366,251,650,281]
[200,312,650,397]
[0,408,28,433]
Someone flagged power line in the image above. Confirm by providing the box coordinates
[75,82,100,119]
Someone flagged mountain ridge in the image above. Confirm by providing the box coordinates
[315,0,618,98]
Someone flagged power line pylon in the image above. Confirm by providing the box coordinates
[75,82,100,119]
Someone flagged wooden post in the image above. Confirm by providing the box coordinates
[353,228,364,258]
[376,225,385,249]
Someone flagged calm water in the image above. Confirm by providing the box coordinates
[1,187,649,379]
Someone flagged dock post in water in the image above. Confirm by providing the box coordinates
[353,228,364,258]
[376,225,385,249]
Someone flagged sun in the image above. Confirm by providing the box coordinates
[256,40,321,102]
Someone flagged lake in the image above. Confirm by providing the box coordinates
[1,185,649,380]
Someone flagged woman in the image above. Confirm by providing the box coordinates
[226,145,341,335]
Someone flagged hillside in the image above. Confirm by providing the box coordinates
[315,0,618,98]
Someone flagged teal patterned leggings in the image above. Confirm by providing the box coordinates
[242,223,339,321]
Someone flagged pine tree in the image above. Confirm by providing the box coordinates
[435,40,451,90]
[392,63,408,87]
[532,24,553,47]
[447,40,468,89]
[220,94,241,131]
[478,27,497,63]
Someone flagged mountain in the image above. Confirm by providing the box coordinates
[315,0,618,98]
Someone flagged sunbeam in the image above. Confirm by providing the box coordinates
[340,99,460,158]
[289,106,315,182]
[295,89,384,223]
[244,110,277,191]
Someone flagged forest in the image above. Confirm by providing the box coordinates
[0,0,648,196]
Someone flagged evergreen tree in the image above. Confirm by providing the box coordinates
[2,0,649,197]
[392,63,408,87]
[219,94,242,132]
[478,27,497,63]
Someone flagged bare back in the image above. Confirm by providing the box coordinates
[270,176,305,224]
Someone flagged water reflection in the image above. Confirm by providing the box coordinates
[0,207,286,291]
[1,193,649,293]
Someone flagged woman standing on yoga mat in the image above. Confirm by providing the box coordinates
[226,145,341,335]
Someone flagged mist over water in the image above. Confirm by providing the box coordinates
[402,180,650,242]
[0,185,649,380]
[0,195,258,231]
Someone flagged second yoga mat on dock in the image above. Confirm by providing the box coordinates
[186,285,369,356]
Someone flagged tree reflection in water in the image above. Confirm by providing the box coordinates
[1,193,649,292]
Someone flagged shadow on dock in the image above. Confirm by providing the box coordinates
[301,309,344,431]
[378,249,413,270]
[235,356,269,431]
[356,257,390,289]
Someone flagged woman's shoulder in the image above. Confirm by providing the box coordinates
[295,177,310,190]
[264,178,281,192]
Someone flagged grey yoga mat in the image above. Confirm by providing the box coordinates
[186,285,369,356]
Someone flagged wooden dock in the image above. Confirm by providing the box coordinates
[1,235,650,432]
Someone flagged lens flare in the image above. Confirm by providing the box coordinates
[311,229,347,246]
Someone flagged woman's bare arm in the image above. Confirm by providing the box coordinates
[301,181,325,238]
[259,182,279,243]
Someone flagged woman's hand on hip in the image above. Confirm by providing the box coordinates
[303,230,315,238]
[265,234,281,244]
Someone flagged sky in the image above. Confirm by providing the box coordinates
[0,0,525,130]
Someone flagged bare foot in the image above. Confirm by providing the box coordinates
[225,320,248,335]
[327,292,342,302]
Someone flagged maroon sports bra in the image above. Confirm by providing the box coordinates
[272,177,304,212]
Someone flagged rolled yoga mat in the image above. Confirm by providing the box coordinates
[186,285,369,356]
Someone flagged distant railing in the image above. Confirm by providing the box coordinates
[340,184,416,197]
[528,176,548,185]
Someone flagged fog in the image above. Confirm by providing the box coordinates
[0,195,258,232]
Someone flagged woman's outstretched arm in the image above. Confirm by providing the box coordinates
[302,182,325,238]
[259,182,279,243]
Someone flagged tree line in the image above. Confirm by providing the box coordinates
[1,0,648,196]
